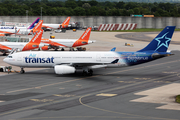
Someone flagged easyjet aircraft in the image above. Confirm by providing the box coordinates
[0,18,41,36]
[0,28,43,55]
[42,17,71,31]
[3,26,176,75]
[40,27,95,51]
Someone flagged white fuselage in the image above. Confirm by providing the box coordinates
[42,39,95,47]
[43,24,60,29]
[0,42,44,51]
[0,28,31,35]
[3,51,126,68]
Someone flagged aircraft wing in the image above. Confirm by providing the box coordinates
[56,59,119,68]
[41,39,67,47]
[0,44,12,51]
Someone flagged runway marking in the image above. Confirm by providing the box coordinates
[118,81,136,83]
[163,72,177,74]
[5,59,180,94]
[134,78,151,80]
[0,101,4,103]
[96,93,117,97]
[30,99,54,103]
[53,94,75,97]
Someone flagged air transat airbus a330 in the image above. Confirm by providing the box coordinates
[3,26,175,75]
[40,27,95,51]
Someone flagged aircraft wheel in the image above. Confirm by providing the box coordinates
[3,52,6,56]
[20,68,25,74]
[88,69,93,76]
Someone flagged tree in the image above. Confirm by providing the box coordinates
[89,0,98,6]
[65,0,78,9]
[89,6,99,16]
[82,3,91,9]
[116,1,125,9]
[74,7,86,16]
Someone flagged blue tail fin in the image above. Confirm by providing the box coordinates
[28,17,40,29]
[110,47,116,51]
[138,26,175,52]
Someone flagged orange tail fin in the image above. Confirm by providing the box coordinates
[22,29,43,51]
[61,17,71,28]
[62,17,71,25]
[72,27,92,47]
[32,20,43,33]
[79,27,92,41]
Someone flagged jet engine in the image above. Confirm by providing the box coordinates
[41,46,49,51]
[54,65,75,74]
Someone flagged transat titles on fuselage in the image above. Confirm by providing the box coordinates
[24,54,54,63]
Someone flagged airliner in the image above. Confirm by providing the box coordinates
[0,21,43,55]
[3,26,175,75]
[40,27,95,51]
[0,17,40,30]
[42,17,71,31]
[0,17,40,36]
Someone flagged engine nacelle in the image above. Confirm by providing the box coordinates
[41,46,49,51]
[54,65,75,75]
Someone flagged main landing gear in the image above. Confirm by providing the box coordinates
[20,67,25,74]
[82,69,93,76]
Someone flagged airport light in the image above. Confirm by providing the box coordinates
[41,7,43,20]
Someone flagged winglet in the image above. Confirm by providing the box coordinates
[22,29,43,51]
[61,17,71,28]
[110,47,116,51]
[138,26,176,52]
[28,17,40,29]
[111,59,119,64]
[32,20,43,34]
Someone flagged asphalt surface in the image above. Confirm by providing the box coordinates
[115,32,180,45]
[0,50,180,120]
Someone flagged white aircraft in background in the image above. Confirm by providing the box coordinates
[42,17,71,31]
[3,26,175,75]
[40,27,95,51]
[0,18,41,36]
[0,21,43,55]
[0,17,40,30]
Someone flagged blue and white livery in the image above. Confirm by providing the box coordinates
[3,26,176,75]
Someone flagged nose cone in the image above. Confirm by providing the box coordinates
[3,58,8,63]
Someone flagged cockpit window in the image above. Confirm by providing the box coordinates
[8,56,12,58]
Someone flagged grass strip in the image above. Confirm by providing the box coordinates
[175,95,180,103]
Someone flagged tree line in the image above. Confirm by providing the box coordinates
[0,0,180,17]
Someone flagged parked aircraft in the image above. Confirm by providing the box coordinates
[0,17,40,30]
[0,18,41,36]
[3,26,175,75]
[0,28,43,55]
[42,17,71,31]
[40,27,95,51]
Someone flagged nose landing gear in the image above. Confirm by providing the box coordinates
[20,67,25,74]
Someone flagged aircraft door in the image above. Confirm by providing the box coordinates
[96,54,101,62]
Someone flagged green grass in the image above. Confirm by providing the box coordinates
[95,28,180,32]
[175,95,180,103]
